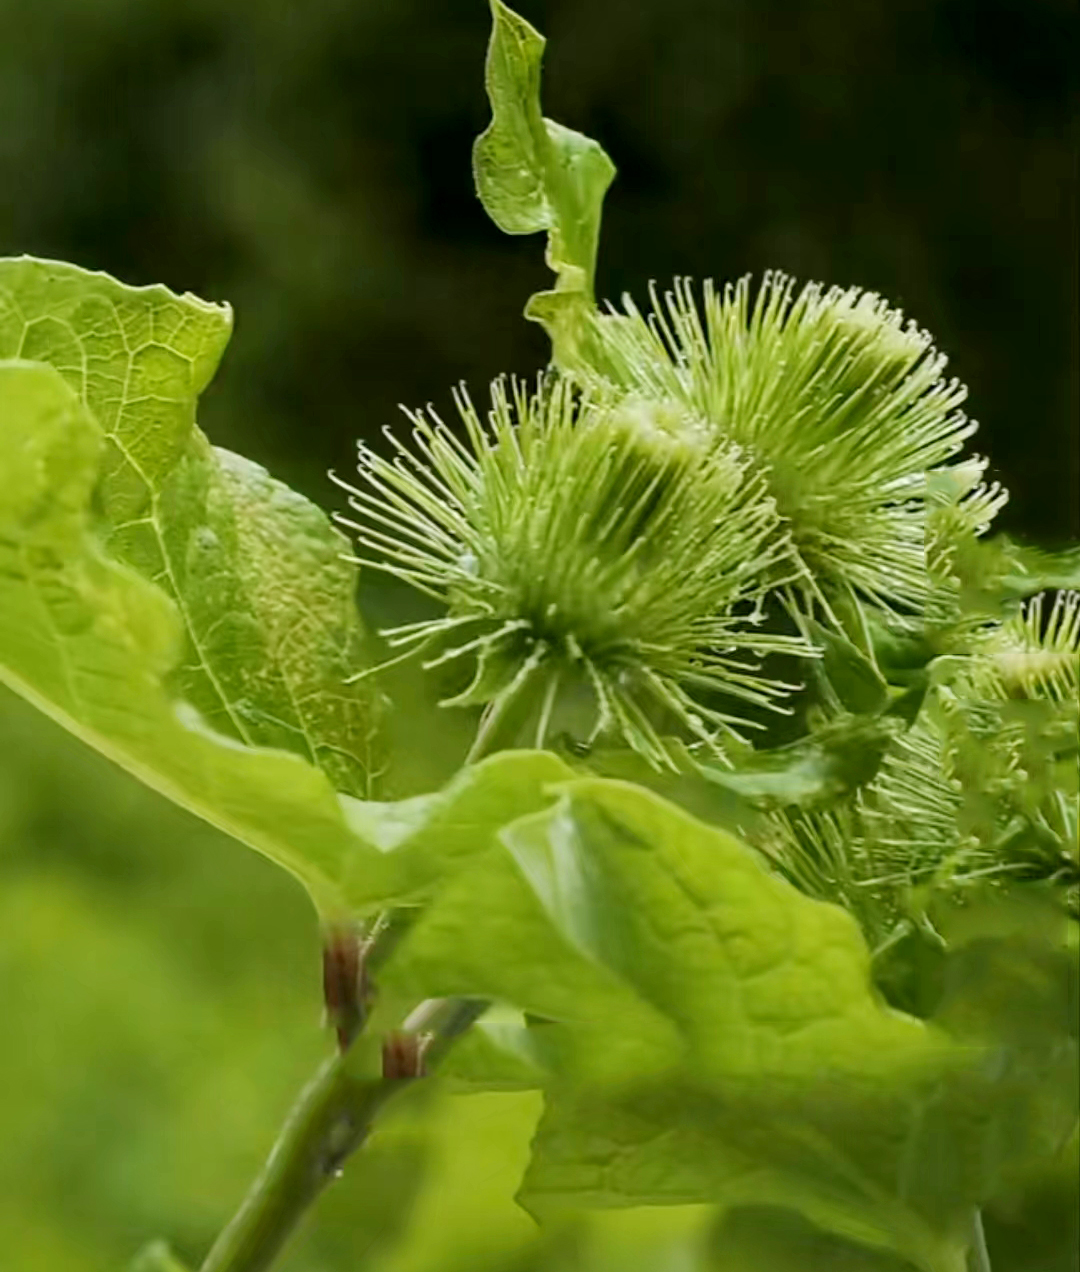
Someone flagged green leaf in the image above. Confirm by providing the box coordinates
[382,779,1072,1271]
[0,359,372,912]
[338,749,574,908]
[473,1,616,369]
[973,534,1080,603]
[438,1006,550,1091]
[375,803,684,1090]
[705,1206,921,1272]
[0,355,581,920]
[862,608,940,685]
[929,895,1079,1142]
[0,361,578,918]
[158,444,381,796]
[698,716,896,810]
[575,738,768,837]
[0,256,380,799]
[512,785,1075,1272]
[810,619,890,715]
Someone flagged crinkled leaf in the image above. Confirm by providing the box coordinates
[0,360,373,912]
[0,256,380,798]
[473,1,615,370]
[0,352,574,918]
[0,359,515,918]
[0,371,574,917]
[381,778,1071,1272]
[157,443,380,795]
[513,786,1076,1271]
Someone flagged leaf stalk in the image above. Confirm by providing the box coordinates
[197,996,485,1272]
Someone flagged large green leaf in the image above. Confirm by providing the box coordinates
[517,787,1076,1271]
[379,779,1075,1272]
[473,1,615,370]
[505,786,957,1265]
[375,816,684,1091]
[0,359,367,912]
[0,256,379,798]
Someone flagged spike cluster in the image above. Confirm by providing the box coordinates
[758,720,970,948]
[760,591,1080,936]
[579,274,989,619]
[977,590,1080,702]
[336,270,1015,768]
[334,378,808,766]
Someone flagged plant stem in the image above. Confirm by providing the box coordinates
[197,997,486,1272]
[198,1054,400,1272]
[968,1209,992,1272]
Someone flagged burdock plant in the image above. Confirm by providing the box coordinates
[0,3,1075,1271]
[335,5,1009,772]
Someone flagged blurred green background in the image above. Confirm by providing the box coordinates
[0,0,1076,1268]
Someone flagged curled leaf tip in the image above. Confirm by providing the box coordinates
[473,0,615,368]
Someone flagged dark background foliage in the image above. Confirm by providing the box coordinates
[0,2,1076,1269]
[2,0,1076,540]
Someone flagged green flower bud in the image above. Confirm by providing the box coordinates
[925,455,1008,604]
[335,378,808,767]
[822,287,929,396]
[579,273,992,621]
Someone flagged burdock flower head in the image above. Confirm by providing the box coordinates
[577,273,990,621]
[334,377,807,767]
